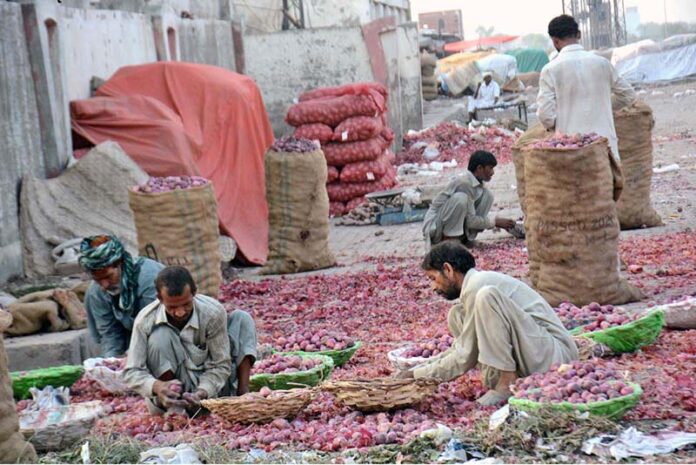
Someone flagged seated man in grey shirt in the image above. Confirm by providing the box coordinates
[123,266,257,416]
[80,235,165,357]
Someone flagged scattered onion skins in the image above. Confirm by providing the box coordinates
[512,361,635,404]
[134,175,209,193]
[275,330,356,352]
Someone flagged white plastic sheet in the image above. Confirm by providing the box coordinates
[582,427,696,460]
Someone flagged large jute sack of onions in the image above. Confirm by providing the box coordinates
[128,176,222,297]
[523,137,643,306]
[261,138,335,275]
[0,332,38,463]
[511,123,548,215]
[614,101,663,230]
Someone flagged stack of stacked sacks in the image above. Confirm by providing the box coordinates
[421,51,438,101]
[286,82,398,217]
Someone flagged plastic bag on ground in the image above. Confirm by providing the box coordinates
[83,357,129,394]
[582,427,696,460]
[139,444,201,464]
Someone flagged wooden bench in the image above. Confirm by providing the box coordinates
[472,100,528,123]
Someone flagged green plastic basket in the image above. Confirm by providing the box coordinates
[509,382,643,419]
[250,353,334,391]
[570,310,664,353]
[282,341,361,367]
[11,365,84,400]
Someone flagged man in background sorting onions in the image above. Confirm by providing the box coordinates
[80,234,164,358]
[422,150,516,250]
[123,266,257,416]
[537,14,636,160]
[402,241,578,406]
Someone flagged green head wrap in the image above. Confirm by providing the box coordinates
[79,235,144,313]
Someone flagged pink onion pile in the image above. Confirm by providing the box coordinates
[555,302,619,330]
[512,361,634,404]
[95,358,127,371]
[276,330,356,352]
[270,136,320,153]
[251,354,322,375]
[401,334,454,358]
[134,175,209,193]
[580,312,640,332]
[531,132,601,149]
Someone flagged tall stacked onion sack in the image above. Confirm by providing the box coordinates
[129,176,222,297]
[523,136,644,306]
[261,138,335,275]
[287,82,398,216]
[421,52,438,101]
[614,101,663,229]
[0,320,37,463]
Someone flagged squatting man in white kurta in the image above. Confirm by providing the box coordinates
[123,266,257,416]
[398,241,579,406]
[536,14,636,160]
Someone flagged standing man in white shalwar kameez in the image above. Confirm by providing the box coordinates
[536,14,636,160]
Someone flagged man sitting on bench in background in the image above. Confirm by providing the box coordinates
[468,72,500,122]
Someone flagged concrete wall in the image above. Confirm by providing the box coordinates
[380,22,422,149]
[91,0,233,19]
[57,7,158,101]
[245,26,375,136]
[303,0,371,28]
[0,2,45,283]
[177,18,236,70]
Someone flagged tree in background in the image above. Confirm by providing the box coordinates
[476,25,496,38]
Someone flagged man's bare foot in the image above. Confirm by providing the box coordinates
[476,389,510,406]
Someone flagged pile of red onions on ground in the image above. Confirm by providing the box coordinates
[134,175,209,193]
[512,361,634,404]
[555,302,619,330]
[251,354,323,375]
[276,330,356,352]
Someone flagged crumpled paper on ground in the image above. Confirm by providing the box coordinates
[582,427,696,460]
[139,443,201,464]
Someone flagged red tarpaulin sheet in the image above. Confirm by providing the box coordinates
[71,62,274,265]
[444,35,519,53]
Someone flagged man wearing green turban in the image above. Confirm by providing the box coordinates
[80,235,164,357]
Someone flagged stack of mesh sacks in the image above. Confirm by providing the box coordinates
[286,82,398,217]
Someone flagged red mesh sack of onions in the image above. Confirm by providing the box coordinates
[329,201,346,217]
[286,94,385,127]
[511,361,635,404]
[340,151,390,183]
[323,135,389,166]
[299,82,388,102]
[327,165,340,184]
[388,335,454,371]
[333,116,384,142]
[555,302,621,330]
[270,136,320,153]
[294,123,334,144]
[346,196,367,212]
[327,166,397,202]
[251,354,322,375]
[275,330,356,352]
[133,175,209,193]
[531,132,601,149]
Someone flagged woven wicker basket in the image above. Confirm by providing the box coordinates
[201,388,316,424]
[321,378,439,412]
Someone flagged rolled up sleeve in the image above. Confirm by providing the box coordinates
[123,317,158,398]
[536,69,557,130]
